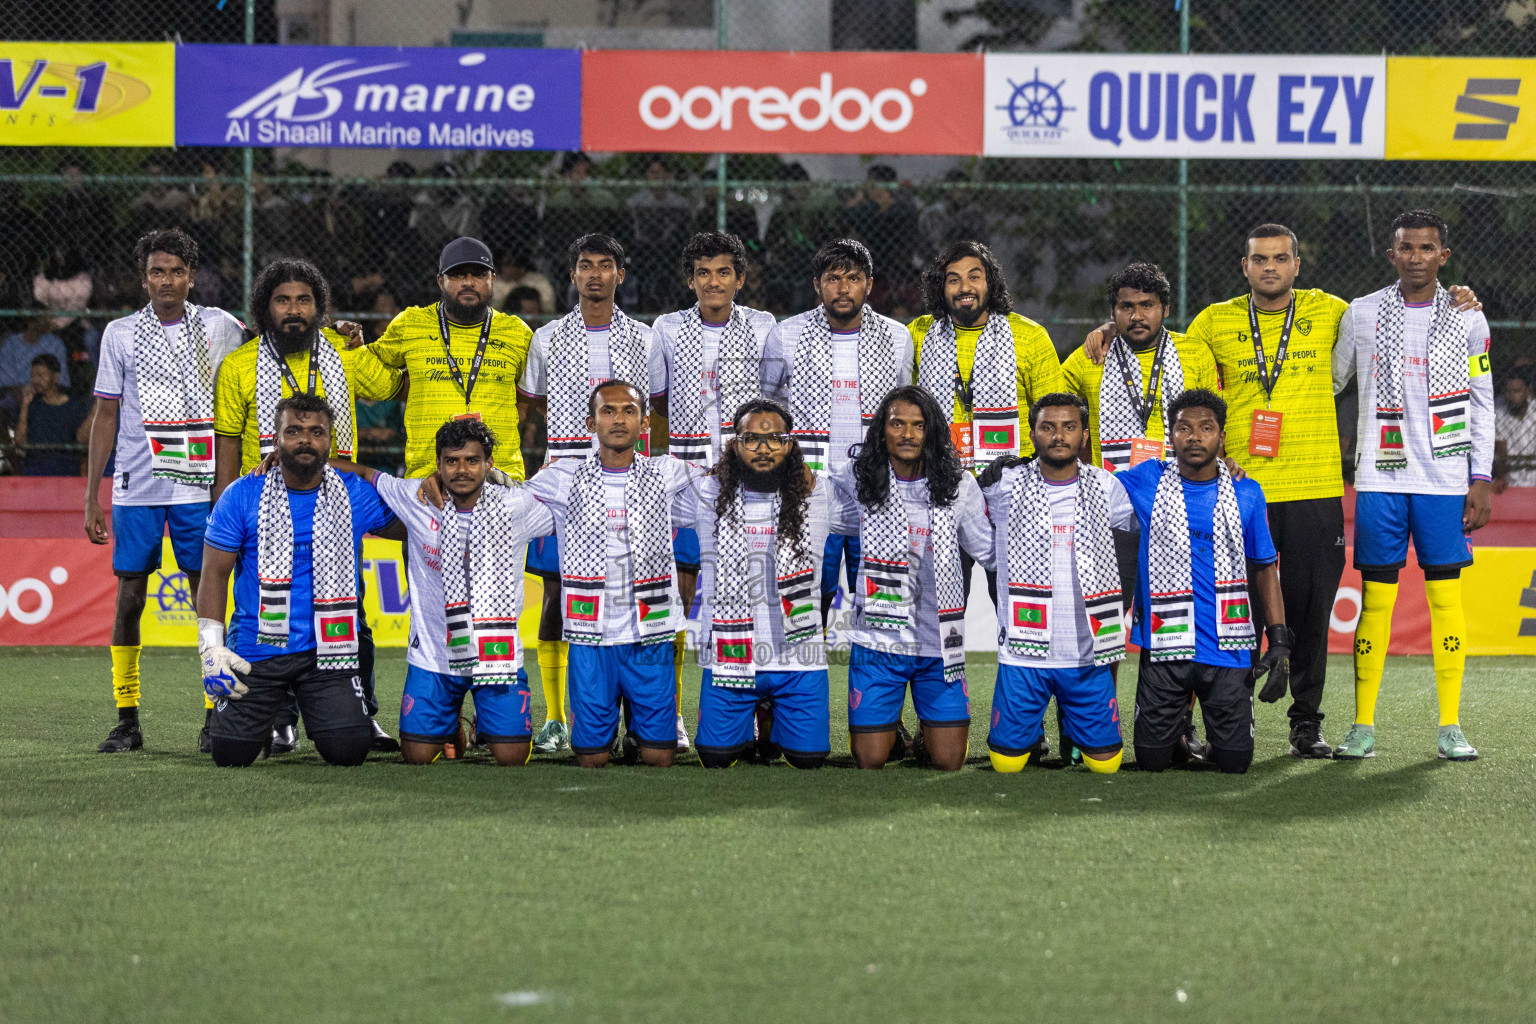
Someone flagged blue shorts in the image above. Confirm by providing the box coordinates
[847,645,970,731]
[697,669,830,759]
[526,535,559,576]
[112,502,209,576]
[567,641,676,754]
[673,527,701,570]
[988,663,1123,757]
[398,664,532,744]
[822,533,861,598]
[1353,491,1473,571]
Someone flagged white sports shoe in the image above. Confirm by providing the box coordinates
[675,712,691,752]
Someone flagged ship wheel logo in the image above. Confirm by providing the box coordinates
[997,68,1073,135]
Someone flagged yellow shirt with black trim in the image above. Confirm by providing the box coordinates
[368,303,533,480]
[214,327,404,474]
[1061,331,1218,469]
[1184,288,1348,503]
[908,312,1066,459]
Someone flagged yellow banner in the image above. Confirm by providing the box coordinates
[1387,56,1536,160]
[139,537,546,651]
[1460,547,1536,656]
[1,42,173,147]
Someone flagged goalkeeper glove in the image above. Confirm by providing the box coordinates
[199,618,251,700]
[1253,623,1293,704]
[976,454,1026,490]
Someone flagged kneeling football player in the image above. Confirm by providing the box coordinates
[330,418,553,765]
[831,385,992,771]
[197,394,402,766]
[981,393,1137,773]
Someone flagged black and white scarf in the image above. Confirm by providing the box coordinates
[1373,282,1471,470]
[708,486,819,687]
[256,332,354,460]
[855,467,967,683]
[915,313,1020,471]
[131,302,215,486]
[1146,459,1254,662]
[1004,462,1124,665]
[1098,329,1184,473]
[668,303,760,465]
[561,455,675,646]
[441,484,524,683]
[255,465,360,670]
[788,305,898,471]
[546,307,650,459]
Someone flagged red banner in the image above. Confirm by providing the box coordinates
[0,539,117,645]
[581,50,983,155]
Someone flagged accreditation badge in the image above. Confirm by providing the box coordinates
[950,421,974,463]
[1249,409,1284,458]
[1128,437,1163,468]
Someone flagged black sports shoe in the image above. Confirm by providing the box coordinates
[1288,720,1333,759]
[620,730,641,765]
[1171,711,1211,766]
[269,724,300,755]
[369,719,400,753]
[890,720,913,761]
[198,709,213,754]
[98,719,143,753]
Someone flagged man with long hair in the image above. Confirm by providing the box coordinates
[85,228,245,754]
[761,238,915,621]
[653,231,778,753]
[677,399,832,769]
[830,385,991,771]
[519,234,665,757]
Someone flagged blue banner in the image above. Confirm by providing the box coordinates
[175,44,581,151]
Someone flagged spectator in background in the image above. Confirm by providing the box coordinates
[0,307,70,411]
[355,387,406,477]
[33,245,93,334]
[130,157,193,232]
[503,286,544,318]
[543,153,623,255]
[41,161,111,267]
[627,156,695,310]
[367,289,402,343]
[15,353,90,476]
[1494,367,1536,490]
[841,164,921,296]
[492,251,556,314]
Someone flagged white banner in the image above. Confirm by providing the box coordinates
[984,54,1386,159]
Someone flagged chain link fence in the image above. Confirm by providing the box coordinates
[3,0,1535,475]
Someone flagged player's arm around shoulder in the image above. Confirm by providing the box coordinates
[956,473,994,567]
[524,457,575,511]
[332,327,404,399]
[759,318,792,400]
[907,314,935,377]
[363,307,414,366]
[1173,330,1220,392]
[1101,469,1139,532]
[1332,303,1361,394]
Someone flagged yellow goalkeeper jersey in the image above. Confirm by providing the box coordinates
[369,304,533,480]
[214,328,403,473]
[1184,288,1348,503]
[908,312,1065,458]
[1061,331,1218,468]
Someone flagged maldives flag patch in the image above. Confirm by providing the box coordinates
[187,435,213,460]
[566,594,600,621]
[318,616,356,642]
[1012,601,1047,629]
[477,635,518,661]
[980,426,1015,448]
[1379,425,1404,449]
[1219,597,1251,624]
[716,637,752,665]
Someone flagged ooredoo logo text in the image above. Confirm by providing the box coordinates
[638,73,929,134]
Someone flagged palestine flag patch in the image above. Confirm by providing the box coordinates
[638,599,669,623]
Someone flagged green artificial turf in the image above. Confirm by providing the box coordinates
[2,648,1533,1023]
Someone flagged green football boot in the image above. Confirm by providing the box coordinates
[532,719,570,755]
[1437,724,1478,762]
[1333,723,1376,760]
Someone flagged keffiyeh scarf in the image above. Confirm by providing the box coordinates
[256,332,354,459]
[1146,459,1254,662]
[668,303,760,465]
[708,486,819,687]
[1004,461,1124,664]
[1373,283,1471,470]
[131,302,215,486]
[1098,329,1185,473]
[855,467,968,684]
[916,313,1020,471]
[789,305,898,471]
[546,307,650,458]
[256,465,360,670]
[562,455,675,645]
[441,484,524,683]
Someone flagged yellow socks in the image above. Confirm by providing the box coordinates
[989,749,1029,773]
[537,641,568,725]
[557,642,568,723]
[1352,580,1397,726]
[1425,577,1467,726]
[1085,749,1124,774]
[111,645,142,709]
[673,632,686,711]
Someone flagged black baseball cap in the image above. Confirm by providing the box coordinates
[438,237,494,275]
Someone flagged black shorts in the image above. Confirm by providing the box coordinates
[210,649,372,745]
[1133,649,1253,758]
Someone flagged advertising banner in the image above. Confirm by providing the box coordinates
[0,42,174,147]
[1386,56,1536,160]
[984,53,1386,159]
[175,44,581,151]
[582,49,983,155]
